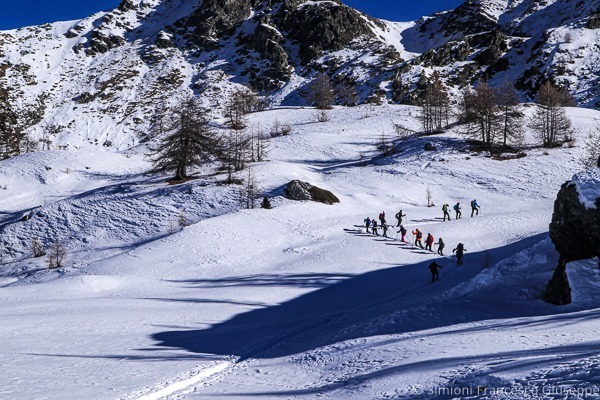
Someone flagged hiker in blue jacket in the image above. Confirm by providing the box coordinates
[470,199,480,217]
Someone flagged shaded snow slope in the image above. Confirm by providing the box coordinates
[0,105,599,398]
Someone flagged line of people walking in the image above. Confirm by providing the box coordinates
[441,199,481,221]
[363,208,469,282]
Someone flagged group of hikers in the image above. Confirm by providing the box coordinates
[363,204,473,283]
[442,199,481,221]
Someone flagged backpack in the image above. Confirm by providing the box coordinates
[454,204,459,211]
[417,231,422,239]
[470,200,474,208]
[379,213,383,220]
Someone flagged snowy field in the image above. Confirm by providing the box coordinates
[1,104,599,399]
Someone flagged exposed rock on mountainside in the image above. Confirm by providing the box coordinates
[1,0,600,149]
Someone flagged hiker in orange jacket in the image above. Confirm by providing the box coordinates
[413,229,423,249]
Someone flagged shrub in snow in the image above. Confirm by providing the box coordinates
[47,242,67,269]
[178,212,187,227]
[270,120,292,137]
[260,197,272,209]
[31,238,45,258]
[316,110,330,123]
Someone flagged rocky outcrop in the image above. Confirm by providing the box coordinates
[186,0,258,48]
[240,19,291,89]
[87,31,126,55]
[544,262,571,306]
[285,180,339,205]
[549,173,600,262]
[588,9,600,29]
[546,170,600,304]
[417,0,499,40]
[182,0,371,90]
[275,0,373,64]
[156,31,176,49]
[118,0,137,12]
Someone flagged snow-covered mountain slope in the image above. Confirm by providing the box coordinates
[1,0,599,151]
[0,104,599,398]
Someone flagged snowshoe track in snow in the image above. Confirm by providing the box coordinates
[124,361,233,400]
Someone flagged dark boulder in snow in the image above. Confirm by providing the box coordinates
[424,142,436,151]
[285,180,339,205]
[546,169,600,304]
[549,170,600,262]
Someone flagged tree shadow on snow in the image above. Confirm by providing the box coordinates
[149,233,576,362]
[165,273,355,290]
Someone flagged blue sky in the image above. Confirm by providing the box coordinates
[0,1,464,30]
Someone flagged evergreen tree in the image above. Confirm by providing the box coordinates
[260,196,272,209]
[149,96,219,180]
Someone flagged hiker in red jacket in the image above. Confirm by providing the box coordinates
[425,233,434,252]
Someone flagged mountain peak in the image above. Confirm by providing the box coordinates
[1,0,599,150]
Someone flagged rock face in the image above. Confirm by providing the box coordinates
[549,172,600,262]
[187,0,372,90]
[275,0,373,64]
[3,0,600,149]
[285,180,340,205]
[187,0,258,48]
[546,169,600,304]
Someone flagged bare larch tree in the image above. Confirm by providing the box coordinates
[529,81,574,148]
